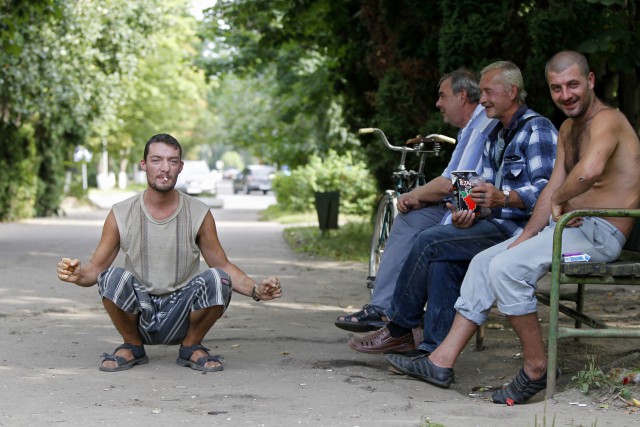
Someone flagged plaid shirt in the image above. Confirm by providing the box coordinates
[440,105,498,224]
[482,104,557,236]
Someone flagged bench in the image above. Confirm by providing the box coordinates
[545,209,640,398]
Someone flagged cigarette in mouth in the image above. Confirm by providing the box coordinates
[163,177,168,182]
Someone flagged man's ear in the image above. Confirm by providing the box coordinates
[140,159,146,171]
[458,88,468,104]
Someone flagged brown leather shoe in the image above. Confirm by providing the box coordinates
[348,326,418,354]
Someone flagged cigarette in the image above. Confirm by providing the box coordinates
[163,177,168,182]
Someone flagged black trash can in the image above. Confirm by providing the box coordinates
[314,191,340,233]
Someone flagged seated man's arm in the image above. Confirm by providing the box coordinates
[398,176,453,213]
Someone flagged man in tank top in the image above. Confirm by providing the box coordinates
[57,133,282,372]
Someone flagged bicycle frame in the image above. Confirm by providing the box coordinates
[359,128,456,296]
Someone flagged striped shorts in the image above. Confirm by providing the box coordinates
[97,266,232,345]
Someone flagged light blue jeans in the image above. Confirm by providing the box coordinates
[369,204,448,312]
[455,216,627,325]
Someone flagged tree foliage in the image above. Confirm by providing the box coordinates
[0,0,210,219]
[1,0,638,220]
[198,0,366,166]
[200,0,639,195]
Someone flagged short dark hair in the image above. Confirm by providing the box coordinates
[143,133,182,160]
[439,69,481,104]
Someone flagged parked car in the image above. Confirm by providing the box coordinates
[175,160,220,195]
[222,167,240,180]
[233,165,275,195]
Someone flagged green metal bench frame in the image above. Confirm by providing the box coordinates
[546,209,640,398]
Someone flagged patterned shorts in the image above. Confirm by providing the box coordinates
[97,266,232,345]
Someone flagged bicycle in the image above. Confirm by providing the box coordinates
[358,128,456,297]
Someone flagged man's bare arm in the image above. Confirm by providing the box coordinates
[550,112,619,210]
[57,210,121,287]
[197,212,281,301]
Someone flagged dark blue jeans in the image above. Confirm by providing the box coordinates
[385,220,509,353]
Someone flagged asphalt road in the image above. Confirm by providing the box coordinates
[0,184,628,426]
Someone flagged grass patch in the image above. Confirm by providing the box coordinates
[262,204,372,263]
[283,220,372,262]
[259,204,318,224]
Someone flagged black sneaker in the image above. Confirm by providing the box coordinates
[491,368,561,404]
[386,353,454,388]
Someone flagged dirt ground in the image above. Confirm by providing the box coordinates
[3,198,640,426]
[420,278,640,411]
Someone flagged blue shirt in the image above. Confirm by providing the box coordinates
[482,104,558,236]
[440,105,498,224]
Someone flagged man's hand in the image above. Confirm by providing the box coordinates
[469,183,502,208]
[57,258,81,283]
[255,276,282,301]
[551,198,582,227]
[446,202,475,229]
[397,193,422,214]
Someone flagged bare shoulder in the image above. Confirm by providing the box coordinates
[587,107,639,153]
[592,107,635,134]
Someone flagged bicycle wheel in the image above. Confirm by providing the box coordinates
[367,191,398,298]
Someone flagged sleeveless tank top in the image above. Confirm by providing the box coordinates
[112,191,210,295]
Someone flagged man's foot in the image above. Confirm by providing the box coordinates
[176,344,224,372]
[491,368,560,404]
[348,326,418,354]
[99,343,149,372]
[335,304,388,332]
[385,353,454,388]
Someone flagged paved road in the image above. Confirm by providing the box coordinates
[0,187,625,426]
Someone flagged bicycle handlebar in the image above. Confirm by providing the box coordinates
[358,128,455,151]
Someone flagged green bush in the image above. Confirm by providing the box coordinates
[0,124,39,221]
[272,150,376,216]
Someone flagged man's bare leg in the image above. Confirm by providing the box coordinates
[508,312,547,380]
[101,298,143,369]
[181,305,225,369]
[429,313,478,368]
[489,311,551,404]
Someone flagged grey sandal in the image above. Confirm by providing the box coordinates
[99,343,149,372]
[176,344,224,372]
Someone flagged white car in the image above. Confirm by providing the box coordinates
[175,160,220,195]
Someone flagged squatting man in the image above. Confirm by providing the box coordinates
[57,133,282,373]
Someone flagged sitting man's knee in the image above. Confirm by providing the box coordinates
[487,256,512,289]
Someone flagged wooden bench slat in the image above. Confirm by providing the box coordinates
[561,261,640,277]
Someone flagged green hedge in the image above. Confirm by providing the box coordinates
[0,124,39,221]
[272,150,376,216]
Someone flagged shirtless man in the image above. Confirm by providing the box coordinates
[385,50,640,404]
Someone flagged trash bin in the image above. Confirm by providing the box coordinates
[314,191,340,233]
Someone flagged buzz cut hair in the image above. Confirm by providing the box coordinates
[545,50,590,79]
